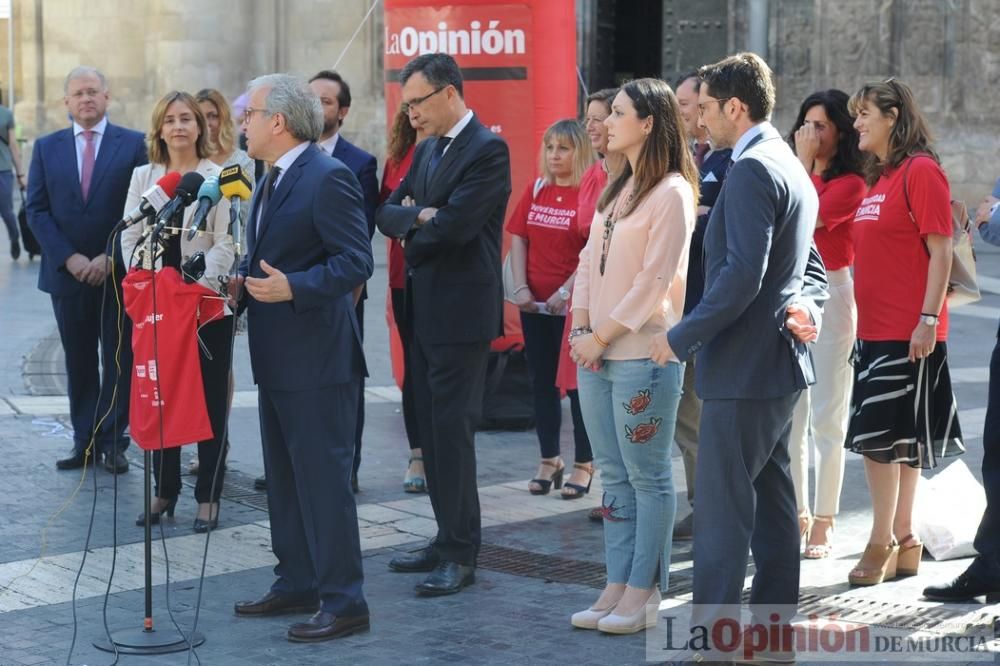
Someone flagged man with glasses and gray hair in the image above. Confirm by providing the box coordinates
[27,65,147,474]
[231,73,374,643]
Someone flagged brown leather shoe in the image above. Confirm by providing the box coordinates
[287,611,370,642]
[234,590,319,617]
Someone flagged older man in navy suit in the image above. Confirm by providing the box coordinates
[27,66,147,474]
[651,54,827,648]
[310,69,378,491]
[231,74,373,643]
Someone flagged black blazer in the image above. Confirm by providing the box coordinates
[376,114,511,344]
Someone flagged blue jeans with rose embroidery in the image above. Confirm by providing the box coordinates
[578,358,683,590]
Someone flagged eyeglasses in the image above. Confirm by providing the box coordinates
[697,97,733,116]
[242,107,271,124]
[402,86,446,113]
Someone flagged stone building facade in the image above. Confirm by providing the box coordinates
[3,0,998,201]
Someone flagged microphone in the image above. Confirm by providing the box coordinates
[154,171,206,231]
[219,164,253,251]
[121,172,181,227]
[185,176,222,241]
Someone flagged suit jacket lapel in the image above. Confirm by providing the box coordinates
[58,129,85,209]
[250,144,315,264]
[84,124,123,208]
[424,115,479,194]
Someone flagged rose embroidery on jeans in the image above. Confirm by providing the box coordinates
[625,417,662,444]
[623,388,652,415]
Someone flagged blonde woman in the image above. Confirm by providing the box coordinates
[507,119,594,497]
[122,90,234,532]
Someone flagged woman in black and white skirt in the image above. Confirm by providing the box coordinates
[845,78,964,586]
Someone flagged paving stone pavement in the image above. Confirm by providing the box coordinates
[1,236,1000,665]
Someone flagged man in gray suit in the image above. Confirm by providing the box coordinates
[650,53,826,640]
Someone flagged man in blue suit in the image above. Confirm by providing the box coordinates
[311,70,378,491]
[651,53,827,646]
[231,74,373,643]
[27,66,147,474]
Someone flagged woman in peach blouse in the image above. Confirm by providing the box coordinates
[568,78,698,635]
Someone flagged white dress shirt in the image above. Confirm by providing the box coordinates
[256,141,310,231]
[440,110,474,155]
[317,133,340,156]
[73,115,109,182]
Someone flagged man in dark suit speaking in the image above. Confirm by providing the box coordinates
[650,53,827,642]
[231,74,373,643]
[377,53,511,596]
[27,65,147,474]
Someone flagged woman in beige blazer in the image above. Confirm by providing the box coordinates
[122,90,234,533]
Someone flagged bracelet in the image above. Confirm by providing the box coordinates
[567,326,592,343]
[512,284,530,295]
[920,312,939,319]
[592,330,610,348]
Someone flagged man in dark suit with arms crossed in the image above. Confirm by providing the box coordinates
[377,53,511,596]
[231,74,373,643]
[650,54,827,650]
[27,66,147,474]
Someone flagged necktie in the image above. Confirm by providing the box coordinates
[427,137,452,179]
[694,142,711,169]
[80,130,96,202]
[256,166,282,232]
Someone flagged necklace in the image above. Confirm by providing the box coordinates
[600,188,633,276]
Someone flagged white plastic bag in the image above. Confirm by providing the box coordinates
[914,459,986,560]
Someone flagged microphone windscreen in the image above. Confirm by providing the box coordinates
[219,164,253,201]
[175,172,206,204]
[157,171,183,198]
[197,176,222,204]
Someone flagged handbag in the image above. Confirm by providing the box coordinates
[902,156,981,307]
[502,177,546,303]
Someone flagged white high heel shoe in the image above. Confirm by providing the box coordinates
[596,588,662,634]
[570,603,617,630]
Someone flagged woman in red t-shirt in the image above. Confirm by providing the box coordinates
[382,104,429,493]
[507,119,595,498]
[844,79,964,587]
[785,90,867,561]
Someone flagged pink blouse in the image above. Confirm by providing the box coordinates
[572,173,695,360]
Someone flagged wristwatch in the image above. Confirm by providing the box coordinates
[558,286,571,300]
[920,314,939,326]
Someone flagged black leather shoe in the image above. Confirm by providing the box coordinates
[388,545,440,573]
[103,451,129,474]
[254,475,267,490]
[56,450,90,470]
[286,611,370,642]
[234,591,319,617]
[923,570,1000,603]
[415,561,475,596]
[11,239,21,260]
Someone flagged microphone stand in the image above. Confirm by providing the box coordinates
[94,218,205,655]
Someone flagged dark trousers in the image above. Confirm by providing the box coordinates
[352,297,365,475]
[692,393,801,624]
[153,316,233,503]
[259,380,367,616]
[411,332,489,565]
[519,311,592,462]
[971,335,1000,583]
[0,171,17,244]
[391,288,421,451]
[51,281,132,456]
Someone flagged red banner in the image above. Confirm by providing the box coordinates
[383,0,577,353]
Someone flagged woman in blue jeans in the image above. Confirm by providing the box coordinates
[569,78,698,635]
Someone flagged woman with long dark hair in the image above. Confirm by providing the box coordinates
[569,78,697,634]
[785,89,867,559]
[845,78,964,585]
